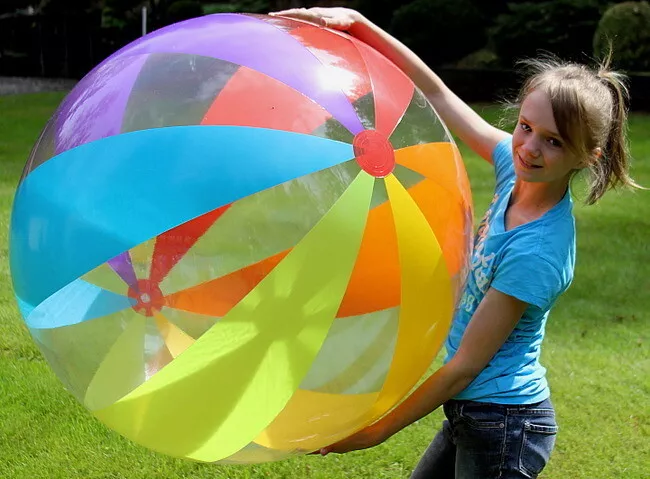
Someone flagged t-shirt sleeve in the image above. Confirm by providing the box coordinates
[492,136,515,191]
[491,251,565,311]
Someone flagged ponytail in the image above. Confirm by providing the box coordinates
[586,58,641,204]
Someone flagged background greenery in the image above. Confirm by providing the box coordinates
[2,1,650,78]
[0,93,647,478]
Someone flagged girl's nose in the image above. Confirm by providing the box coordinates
[522,137,541,158]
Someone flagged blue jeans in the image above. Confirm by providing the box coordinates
[410,398,558,479]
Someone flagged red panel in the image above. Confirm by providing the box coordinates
[287,26,372,103]
[350,38,413,137]
[201,66,331,134]
[149,206,230,284]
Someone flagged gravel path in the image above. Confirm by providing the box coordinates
[0,76,77,95]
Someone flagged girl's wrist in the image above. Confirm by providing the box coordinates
[348,11,369,33]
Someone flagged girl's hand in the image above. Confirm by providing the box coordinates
[269,7,363,31]
[314,422,387,455]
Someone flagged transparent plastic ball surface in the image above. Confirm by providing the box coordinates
[10,13,473,464]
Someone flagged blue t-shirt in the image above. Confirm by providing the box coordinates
[443,136,576,404]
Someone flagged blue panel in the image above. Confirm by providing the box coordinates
[11,126,353,312]
[26,279,135,329]
[15,295,35,319]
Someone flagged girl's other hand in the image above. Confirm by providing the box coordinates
[312,422,388,456]
[269,7,363,31]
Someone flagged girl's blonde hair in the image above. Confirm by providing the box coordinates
[515,54,641,204]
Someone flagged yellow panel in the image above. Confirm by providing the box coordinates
[92,172,375,462]
[130,239,156,280]
[154,312,196,358]
[84,314,146,411]
[82,263,129,295]
[219,442,296,464]
[255,389,379,452]
[371,174,454,415]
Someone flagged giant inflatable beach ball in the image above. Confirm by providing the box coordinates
[10,14,473,463]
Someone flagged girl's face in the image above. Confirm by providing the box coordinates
[512,89,584,185]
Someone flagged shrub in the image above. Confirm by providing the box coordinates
[203,1,269,15]
[167,0,204,23]
[490,0,603,67]
[353,0,404,30]
[455,48,500,69]
[390,0,486,67]
[593,1,650,71]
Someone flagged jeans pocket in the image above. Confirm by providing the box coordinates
[519,419,558,478]
[459,403,505,430]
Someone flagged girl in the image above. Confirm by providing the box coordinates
[270,7,640,479]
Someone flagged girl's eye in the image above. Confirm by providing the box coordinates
[548,137,563,148]
[519,121,531,132]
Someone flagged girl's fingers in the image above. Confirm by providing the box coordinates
[269,8,350,30]
[269,9,312,18]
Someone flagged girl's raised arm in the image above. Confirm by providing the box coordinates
[270,7,509,162]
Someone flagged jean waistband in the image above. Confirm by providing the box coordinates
[445,397,555,416]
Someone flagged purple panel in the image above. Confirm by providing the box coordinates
[20,117,56,182]
[108,252,137,289]
[106,14,363,134]
[54,54,149,154]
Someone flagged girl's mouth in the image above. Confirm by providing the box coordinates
[518,154,542,170]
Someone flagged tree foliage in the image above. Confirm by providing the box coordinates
[593,1,650,71]
[390,0,485,67]
[203,0,269,14]
[166,0,202,22]
[490,0,604,67]
[3,0,650,77]
[353,0,403,30]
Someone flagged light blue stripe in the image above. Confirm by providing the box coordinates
[26,279,135,329]
[11,126,353,311]
[15,294,35,319]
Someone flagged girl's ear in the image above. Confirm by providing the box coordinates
[578,147,602,170]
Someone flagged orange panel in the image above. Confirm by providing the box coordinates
[407,180,466,277]
[201,66,331,133]
[164,251,288,316]
[396,142,471,209]
[166,197,402,319]
[394,143,469,276]
[336,194,401,317]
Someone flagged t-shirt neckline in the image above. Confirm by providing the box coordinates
[494,181,572,234]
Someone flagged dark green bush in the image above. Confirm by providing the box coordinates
[167,0,204,23]
[455,48,500,69]
[353,0,405,30]
[593,1,650,71]
[390,0,486,67]
[490,0,603,67]
[203,0,270,15]
[470,0,510,22]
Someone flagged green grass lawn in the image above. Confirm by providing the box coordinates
[0,93,648,479]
